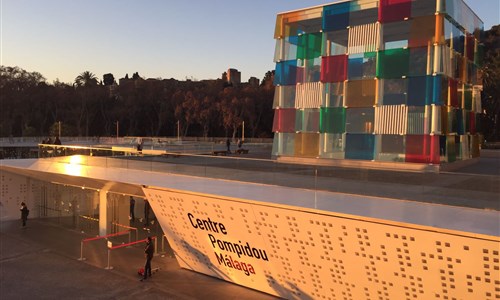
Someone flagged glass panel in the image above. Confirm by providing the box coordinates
[432,75,447,106]
[407,106,430,134]
[294,133,319,157]
[274,60,299,86]
[375,105,408,135]
[345,133,375,160]
[346,79,376,107]
[349,0,379,26]
[319,133,345,159]
[346,107,374,133]
[471,134,480,157]
[348,23,380,53]
[273,85,297,108]
[297,58,321,83]
[298,32,323,60]
[296,109,320,133]
[376,134,405,162]
[321,55,348,83]
[411,0,436,17]
[347,52,377,80]
[409,46,432,77]
[405,134,440,164]
[456,108,464,135]
[324,82,345,107]
[409,15,436,48]
[323,2,350,31]
[474,43,484,67]
[274,36,299,62]
[272,132,295,156]
[441,107,449,134]
[448,78,458,107]
[272,108,297,133]
[463,83,472,111]
[295,82,322,108]
[382,21,410,50]
[320,107,346,134]
[376,48,410,79]
[323,29,349,56]
[381,79,407,105]
[379,0,411,23]
[275,7,323,38]
[465,34,475,61]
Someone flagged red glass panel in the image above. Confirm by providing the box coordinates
[379,0,411,23]
[405,135,440,164]
[272,108,296,133]
[321,55,347,83]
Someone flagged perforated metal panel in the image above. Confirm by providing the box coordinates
[144,187,499,300]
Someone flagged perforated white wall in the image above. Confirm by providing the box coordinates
[144,187,499,300]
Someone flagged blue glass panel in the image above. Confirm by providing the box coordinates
[274,60,298,86]
[345,134,375,160]
[407,76,433,106]
[323,2,350,31]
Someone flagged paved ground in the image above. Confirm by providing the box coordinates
[0,219,279,300]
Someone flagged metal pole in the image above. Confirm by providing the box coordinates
[105,249,113,270]
[116,121,119,139]
[177,121,180,141]
[78,241,86,261]
[242,121,245,142]
[58,121,61,137]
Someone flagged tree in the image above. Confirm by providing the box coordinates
[74,71,98,87]
[103,73,115,86]
[481,25,500,142]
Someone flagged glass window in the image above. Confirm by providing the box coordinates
[409,15,436,48]
[349,0,378,26]
[348,52,377,80]
[323,82,345,107]
[274,36,299,62]
[297,58,322,83]
[381,78,407,105]
[346,79,376,107]
[273,85,297,108]
[376,48,410,79]
[294,133,320,157]
[407,106,430,134]
[323,29,349,56]
[379,0,411,23]
[274,60,299,86]
[319,133,345,159]
[272,108,297,133]
[411,0,436,17]
[298,32,323,60]
[382,21,410,50]
[346,107,374,133]
[409,46,432,77]
[295,82,323,108]
[321,55,348,83]
[272,132,295,156]
[376,134,405,162]
[405,134,440,164]
[323,2,350,31]
[296,109,320,133]
[345,133,375,160]
[320,107,346,134]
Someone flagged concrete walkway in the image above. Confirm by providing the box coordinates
[0,219,279,300]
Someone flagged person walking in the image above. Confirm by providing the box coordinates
[140,237,155,281]
[20,202,29,228]
[226,138,231,153]
[143,199,150,229]
[129,196,135,222]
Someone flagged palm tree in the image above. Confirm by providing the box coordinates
[74,71,98,87]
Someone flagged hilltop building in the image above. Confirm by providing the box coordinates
[271,0,484,168]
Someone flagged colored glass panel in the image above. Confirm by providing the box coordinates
[405,134,440,164]
[409,15,435,48]
[407,76,432,106]
[346,107,374,133]
[274,36,299,62]
[377,134,405,162]
[446,135,456,162]
[456,108,464,135]
[377,48,409,79]
[345,133,375,160]
[432,75,446,106]
[323,2,350,31]
[320,107,346,134]
[321,55,348,83]
[463,84,472,110]
[382,79,407,105]
[469,112,476,134]
[274,60,298,86]
[319,133,345,159]
[274,7,323,38]
[346,79,376,107]
[347,52,377,80]
[324,82,345,107]
[298,33,323,60]
[448,79,458,107]
[407,106,430,134]
[474,43,484,67]
[379,0,411,23]
[294,133,319,157]
[272,108,296,133]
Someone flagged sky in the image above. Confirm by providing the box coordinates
[1,0,499,84]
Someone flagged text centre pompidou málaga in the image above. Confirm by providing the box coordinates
[271,0,484,165]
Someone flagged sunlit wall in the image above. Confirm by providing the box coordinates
[271,0,484,164]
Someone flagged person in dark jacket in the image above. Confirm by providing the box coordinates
[140,236,155,281]
[20,202,29,228]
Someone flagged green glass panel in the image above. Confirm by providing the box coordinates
[463,84,472,110]
[320,107,346,134]
[297,32,323,60]
[376,48,409,79]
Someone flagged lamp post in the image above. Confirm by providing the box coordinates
[177,120,180,141]
[116,121,119,139]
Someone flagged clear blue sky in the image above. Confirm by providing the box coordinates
[1,0,498,84]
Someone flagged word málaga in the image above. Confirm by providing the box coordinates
[188,212,269,276]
